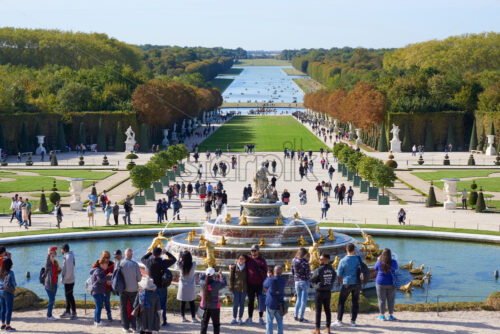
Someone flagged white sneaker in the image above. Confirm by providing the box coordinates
[350,321,357,327]
[332,321,343,327]
[47,316,56,321]
[94,321,107,327]
[122,329,132,333]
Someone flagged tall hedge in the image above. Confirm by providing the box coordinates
[446,122,455,148]
[96,118,107,151]
[115,121,125,152]
[56,122,66,150]
[377,122,388,152]
[78,122,86,145]
[139,123,149,152]
[424,122,434,151]
[0,123,5,153]
[469,119,478,151]
[20,122,29,152]
[402,122,411,152]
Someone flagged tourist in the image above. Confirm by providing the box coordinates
[119,248,142,332]
[87,201,96,226]
[412,145,417,156]
[15,197,22,224]
[0,258,16,332]
[328,165,335,180]
[187,182,193,199]
[198,164,203,179]
[310,253,336,334]
[90,258,112,326]
[53,201,62,229]
[229,254,247,325]
[245,244,268,325]
[44,246,61,321]
[100,191,108,212]
[322,182,330,198]
[300,189,307,205]
[180,182,186,199]
[176,251,198,323]
[461,188,467,209]
[199,182,207,206]
[20,201,29,229]
[247,184,253,197]
[112,202,119,225]
[204,196,213,220]
[309,160,314,173]
[60,244,77,320]
[337,184,346,205]
[291,248,310,322]
[321,196,329,219]
[133,277,161,333]
[26,198,32,226]
[156,199,163,223]
[123,196,132,225]
[92,251,114,321]
[281,189,290,205]
[397,208,406,225]
[9,197,16,223]
[213,163,218,177]
[347,186,354,205]
[271,160,277,173]
[333,243,360,327]
[333,184,339,199]
[315,183,323,202]
[105,201,112,225]
[161,198,168,221]
[199,267,227,334]
[299,164,305,180]
[263,265,286,334]
[141,247,176,326]
[374,248,398,321]
[172,196,181,220]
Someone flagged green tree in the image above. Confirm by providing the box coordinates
[469,119,477,151]
[490,122,495,136]
[358,156,382,182]
[39,189,49,213]
[96,118,107,151]
[377,122,387,152]
[56,122,66,150]
[56,82,92,112]
[130,165,153,196]
[424,122,434,152]
[469,180,478,206]
[115,121,125,152]
[475,188,486,212]
[79,122,86,145]
[426,181,437,207]
[139,123,149,152]
[346,151,363,173]
[371,164,396,196]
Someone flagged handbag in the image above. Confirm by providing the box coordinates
[3,274,15,294]
[278,300,289,316]
[196,306,206,319]
[391,270,402,288]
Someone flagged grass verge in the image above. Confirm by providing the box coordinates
[282,68,306,76]
[210,78,234,93]
[234,59,290,66]
[292,78,324,94]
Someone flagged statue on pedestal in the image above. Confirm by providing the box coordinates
[162,129,169,147]
[171,123,178,141]
[390,124,402,153]
[248,162,278,203]
[181,119,186,135]
[124,126,136,153]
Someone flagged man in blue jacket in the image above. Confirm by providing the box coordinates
[263,265,286,334]
[333,243,360,327]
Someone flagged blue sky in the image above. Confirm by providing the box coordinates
[1,0,499,50]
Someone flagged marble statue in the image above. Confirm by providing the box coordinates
[390,123,402,153]
[162,129,169,147]
[124,126,136,153]
[188,119,193,132]
[355,128,363,147]
[171,123,178,141]
[249,162,278,203]
[181,119,186,135]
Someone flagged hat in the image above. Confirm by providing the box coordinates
[113,249,122,257]
[61,244,70,252]
[205,267,216,276]
[48,246,58,253]
[139,277,157,291]
[251,244,260,251]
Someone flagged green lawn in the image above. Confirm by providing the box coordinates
[210,78,234,92]
[221,68,243,75]
[0,197,54,214]
[433,178,500,192]
[412,170,497,181]
[282,68,306,76]
[293,78,324,94]
[19,170,115,180]
[234,59,290,66]
[198,115,326,152]
[0,171,93,192]
[30,192,70,198]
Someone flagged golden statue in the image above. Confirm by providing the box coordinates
[298,235,309,246]
[199,240,216,268]
[327,229,335,242]
[331,256,340,270]
[222,295,233,304]
[225,213,231,224]
[198,234,207,246]
[294,212,299,219]
[239,216,248,226]
[284,260,291,272]
[191,229,199,236]
[275,217,283,226]
[315,225,321,233]
[400,260,413,270]
[185,231,195,243]
[410,264,424,275]
[399,282,412,293]
[411,278,424,287]
[147,232,169,253]
[216,236,227,246]
[309,243,320,271]
[258,237,266,247]
[317,234,325,245]
[358,231,382,257]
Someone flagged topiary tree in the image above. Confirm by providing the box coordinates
[126,152,139,170]
[417,154,424,165]
[50,152,58,166]
[424,122,433,152]
[443,154,450,165]
[346,151,364,173]
[78,155,85,166]
[49,180,60,205]
[115,121,125,152]
[56,122,66,150]
[469,119,477,151]
[475,187,486,212]
[39,188,49,213]
[401,123,411,152]
[358,156,382,182]
[495,154,500,166]
[139,123,149,153]
[469,180,478,206]
[426,181,437,207]
[91,182,97,196]
[477,125,486,151]
[1,156,7,166]
[130,164,153,196]
[385,152,398,169]
[337,146,356,164]
[96,118,107,152]
[377,122,388,152]
[102,155,109,166]
[467,154,475,166]
[333,143,348,158]
[25,154,33,166]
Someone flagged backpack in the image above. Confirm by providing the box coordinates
[39,267,46,285]
[85,277,93,293]
[161,269,173,288]
[111,266,126,295]
[356,256,370,285]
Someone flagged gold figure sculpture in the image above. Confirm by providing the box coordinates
[411,279,424,287]
[191,229,199,236]
[147,232,169,253]
[315,225,321,233]
[410,264,424,275]
[258,237,266,247]
[284,260,291,272]
[331,256,340,270]
[275,217,283,226]
[327,229,335,242]
[317,234,325,245]
[239,216,248,226]
[400,260,413,270]
[309,242,320,271]
[358,231,382,257]
[185,231,195,243]
[216,236,227,246]
[225,213,231,224]
[298,235,309,246]
[199,240,216,268]
[198,234,207,246]
[294,212,299,219]
[399,282,412,293]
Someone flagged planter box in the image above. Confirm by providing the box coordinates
[144,188,155,201]
[377,195,390,205]
[342,166,348,177]
[153,182,163,193]
[337,163,344,173]
[134,196,146,206]
[368,187,379,200]
[179,163,185,172]
[167,171,176,181]
[174,168,181,176]
[160,176,170,186]
[347,171,355,181]
[360,180,370,193]
[353,176,362,187]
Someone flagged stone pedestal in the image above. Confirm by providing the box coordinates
[441,178,459,210]
[35,135,47,155]
[486,135,496,156]
[125,139,135,153]
[390,140,401,153]
[68,178,85,211]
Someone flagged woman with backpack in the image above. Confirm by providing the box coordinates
[91,251,114,322]
[0,258,16,332]
[229,254,247,325]
[176,251,198,323]
[291,248,310,322]
[44,246,61,321]
[321,196,329,219]
[199,267,227,334]
[133,277,161,334]
[89,259,112,326]
[374,248,398,321]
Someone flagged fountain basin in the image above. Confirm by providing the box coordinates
[240,201,282,224]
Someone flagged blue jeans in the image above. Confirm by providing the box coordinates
[321,208,327,218]
[232,291,246,319]
[157,287,167,323]
[266,308,283,334]
[157,213,163,223]
[93,293,105,323]
[294,281,309,319]
[347,196,352,205]
[45,287,57,318]
[0,291,14,325]
[104,290,112,319]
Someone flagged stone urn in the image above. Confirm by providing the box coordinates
[441,178,459,210]
[355,128,363,147]
[68,178,85,211]
[486,135,496,156]
[35,135,47,155]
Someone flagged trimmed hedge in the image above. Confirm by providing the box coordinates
[475,111,500,150]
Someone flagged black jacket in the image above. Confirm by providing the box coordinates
[141,251,176,288]
[310,264,336,292]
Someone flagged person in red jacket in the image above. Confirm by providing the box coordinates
[245,244,268,325]
[91,251,114,322]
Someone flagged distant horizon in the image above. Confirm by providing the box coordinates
[1,0,499,50]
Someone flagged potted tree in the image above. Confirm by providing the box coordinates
[130,165,152,205]
[346,151,363,185]
[372,164,396,205]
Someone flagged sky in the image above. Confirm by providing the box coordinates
[1,0,499,50]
